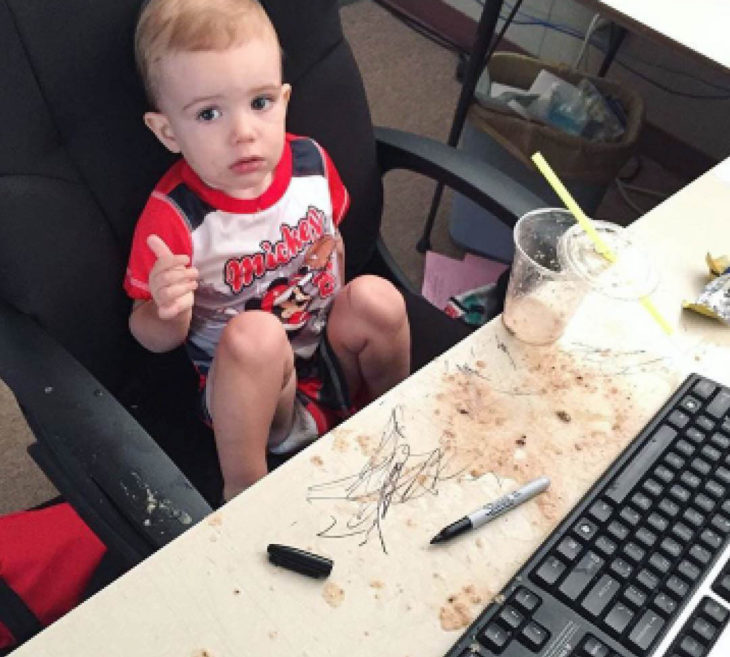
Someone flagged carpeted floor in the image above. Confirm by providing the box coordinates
[0,0,693,514]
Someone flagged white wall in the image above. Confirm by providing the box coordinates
[444,0,730,161]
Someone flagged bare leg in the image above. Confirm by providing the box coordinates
[208,310,296,501]
[327,275,410,404]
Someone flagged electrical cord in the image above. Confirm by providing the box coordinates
[472,0,730,99]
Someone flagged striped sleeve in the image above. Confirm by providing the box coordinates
[123,192,194,300]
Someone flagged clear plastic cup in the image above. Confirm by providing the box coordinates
[558,220,658,301]
[502,209,588,345]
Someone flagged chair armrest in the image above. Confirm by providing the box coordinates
[373,126,544,293]
[374,125,544,226]
[0,300,212,565]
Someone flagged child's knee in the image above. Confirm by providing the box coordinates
[348,275,407,332]
[218,310,291,366]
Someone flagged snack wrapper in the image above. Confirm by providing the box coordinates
[682,252,730,324]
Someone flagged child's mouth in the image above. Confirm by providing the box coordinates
[230,157,263,174]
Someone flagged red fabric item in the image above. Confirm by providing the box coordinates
[0,503,106,648]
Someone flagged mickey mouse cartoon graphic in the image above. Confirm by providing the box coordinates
[245,234,338,333]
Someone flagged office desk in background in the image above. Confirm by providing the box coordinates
[576,0,730,72]
[13,160,730,656]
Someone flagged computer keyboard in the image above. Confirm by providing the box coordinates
[444,373,730,657]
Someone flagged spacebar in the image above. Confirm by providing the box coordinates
[605,424,677,504]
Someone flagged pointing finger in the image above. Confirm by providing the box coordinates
[147,234,180,261]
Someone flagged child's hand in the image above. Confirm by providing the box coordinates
[146,234,199,320]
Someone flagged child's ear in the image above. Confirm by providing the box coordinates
[143,112,181,153]
[281,83,292,105]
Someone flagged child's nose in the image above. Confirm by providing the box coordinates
[230,111,256,143]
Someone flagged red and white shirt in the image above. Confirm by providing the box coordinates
[124,134,350,375]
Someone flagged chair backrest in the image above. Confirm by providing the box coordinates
[0,0,383,392]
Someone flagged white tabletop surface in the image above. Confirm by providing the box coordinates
[13,158,730,656]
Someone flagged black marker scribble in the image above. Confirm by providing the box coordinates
[307,406,464,553]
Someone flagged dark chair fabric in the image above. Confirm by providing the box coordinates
[0,0,542,568]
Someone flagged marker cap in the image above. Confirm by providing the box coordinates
[267,544,333,578]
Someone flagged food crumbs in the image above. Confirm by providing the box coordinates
[311,455,324,466]
[206,514,222,527]
[370,579,385,589]
[323,582,345,607]
[556,410,571,423]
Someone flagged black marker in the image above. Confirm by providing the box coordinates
[267,544,333,578]
[430,476,550,544]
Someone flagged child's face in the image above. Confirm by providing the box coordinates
[144,34,290,199]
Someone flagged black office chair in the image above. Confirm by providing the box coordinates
[0,0,542,573]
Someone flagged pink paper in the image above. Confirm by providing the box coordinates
[421,251,509,310]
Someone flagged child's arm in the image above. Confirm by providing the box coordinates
[129,235,198,353]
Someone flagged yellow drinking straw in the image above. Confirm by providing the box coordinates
[530,151,673,336]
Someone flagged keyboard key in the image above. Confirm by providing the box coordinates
[691,458,712,476]
[682,509,705,528]
[513,587,540,612]
[680,635,704,657]
[620,506,641,526]
[610,558,633,579]
[702,445,722,462]
[631,492,653,512]
[700,528,723,550]
[666,575,690,598]
[668,409,690,428]
[605,602,634,635]
[705,480,726,498]
[696,414,716,431]
[702,598,729,624]
[623,542,645,563]
[692,616,717,642]
[607,521,629,541]
[654,465,675,483]
[519,621,549,651]
[680,396,702,414]
[643,478,664,498]
[477,622,510,651]
[710,513,730,534]
[653,592,676,615]
[660,537,683,559]
[574,518,599,541]
[672,522,695,542]
[595,535,617,556]
[635,527,658,548]
[713,573,730,602]
[557,536,582,561]
[659,498,680,517]
[693,493,716,513]
[637,568,660,591]
[559,551,603,599]
[589,500,614,523]
[582,574,620,617]
[692,378,717,399]
[624,585,647,608]
[715,466,730,485]
[628,609,665,652]
[498,605,523,630]
[647,512,669,533]
[678,560,701,581]
[669,484,691,503]
[685,427,705,444]
[711,432,730,450]
[582,635,610,657]
[534,556,566,586]
[688,544,712,565]
[648,553,672,574]
[680,471,701,489]
[706,389,730,419]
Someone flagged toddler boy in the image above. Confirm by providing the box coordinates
[125,0,410,500]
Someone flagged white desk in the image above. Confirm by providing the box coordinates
[14,159,730,656]
[577,0,730,72]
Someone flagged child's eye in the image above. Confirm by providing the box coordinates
[196,107,222,122]
[251,95,273,111]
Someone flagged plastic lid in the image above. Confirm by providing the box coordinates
[558,221,658,299]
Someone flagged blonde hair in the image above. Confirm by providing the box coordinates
[135,0,279,108]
